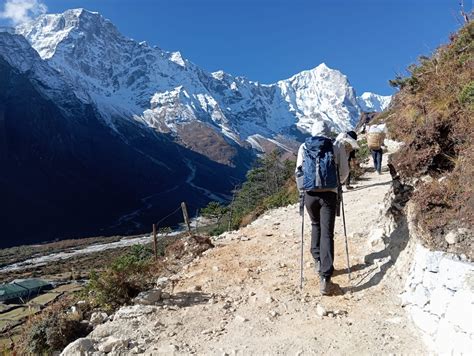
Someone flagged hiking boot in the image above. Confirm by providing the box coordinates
[320,276,331,295]
[346,185,354,190]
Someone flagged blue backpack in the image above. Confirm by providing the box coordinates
[300,136,338,191]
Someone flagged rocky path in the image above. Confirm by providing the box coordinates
[64,153,426,355]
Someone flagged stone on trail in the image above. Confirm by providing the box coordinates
[158,344,179,353]
[316,304,327,317]
[265,296,274,304]
[235,315,249,323]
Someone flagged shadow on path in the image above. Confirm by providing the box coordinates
[340,215,410,293]
[151,291,212,308]
[347,180,391,192]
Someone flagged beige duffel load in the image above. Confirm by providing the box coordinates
[367,132,385,150]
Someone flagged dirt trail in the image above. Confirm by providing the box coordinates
[75,153,425,355]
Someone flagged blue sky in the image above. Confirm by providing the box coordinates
[0,0,470,95]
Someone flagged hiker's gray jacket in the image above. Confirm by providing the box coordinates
[295,139,350,193]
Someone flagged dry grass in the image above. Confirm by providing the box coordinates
[385,21,473,258]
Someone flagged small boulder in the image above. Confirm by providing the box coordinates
[156,277,169,287]
[60,338,96,355]
[133,289,162,305]
[90,312,108,326]
[316,304,327,317]
[235,315,248,323]
[98,337,128,353]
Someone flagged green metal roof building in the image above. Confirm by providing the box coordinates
[0,279,52,303]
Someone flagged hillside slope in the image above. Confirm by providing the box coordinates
[385,21,473,259]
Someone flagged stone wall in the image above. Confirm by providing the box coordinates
[400,243,473,354]
[370,186,473,355]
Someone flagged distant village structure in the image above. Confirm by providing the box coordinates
[0,279,52,303]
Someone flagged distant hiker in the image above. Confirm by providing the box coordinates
[295,121,349,295]
[367,124,387,174]
[336,131,359,189]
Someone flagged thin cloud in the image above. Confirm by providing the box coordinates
[0,0,47,25]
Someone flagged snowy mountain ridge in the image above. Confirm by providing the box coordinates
[13,8,390,151]
[357,92,392,112]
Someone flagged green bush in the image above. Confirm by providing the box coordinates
[459,81,474,105]
[227,151,295,229]
[85,245,153,310]
[16,298,90,355]
[111,244,152,272]
[355,138,370,162]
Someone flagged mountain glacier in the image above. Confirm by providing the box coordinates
[14,8,390,153]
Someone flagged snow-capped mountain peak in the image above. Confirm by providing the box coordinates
[15,8,111,60]
[12,8,390,152]
[357,92,392,112]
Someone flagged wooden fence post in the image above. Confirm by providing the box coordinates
[153,223,158,261]
[181,202,192,236]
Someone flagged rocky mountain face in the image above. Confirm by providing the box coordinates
[14,9,390,148]
[0,32,247,247]
[0,8,390,246]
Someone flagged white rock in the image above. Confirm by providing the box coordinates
[410,306,439,336]
[60,338,95,355]
[265,297,274,304]
[235,315,248,323]
[409,285,430,308]
[425,252,443,273]
[422,271,438,290]
[212,266,220,272]
[98,336,128,353]
[316,304,327,317]
[438,258,472,291]
[444,231,459,245]
[158,344,179,353]
[269,310,278,317]
[444,290,474,331]
[134,289,162,305]
[427,287,454,317]
[367,227,385,250]
[90,312,108,326]
[156,277,169,287]
[435,318,472,355]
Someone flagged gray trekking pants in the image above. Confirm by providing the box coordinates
[304,191,337,279]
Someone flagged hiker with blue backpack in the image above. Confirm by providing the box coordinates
[295,121,350,295]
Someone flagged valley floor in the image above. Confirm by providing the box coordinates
[65,151,426,355]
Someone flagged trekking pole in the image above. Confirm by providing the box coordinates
[299,192,305,290]
[340,189,352,282]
